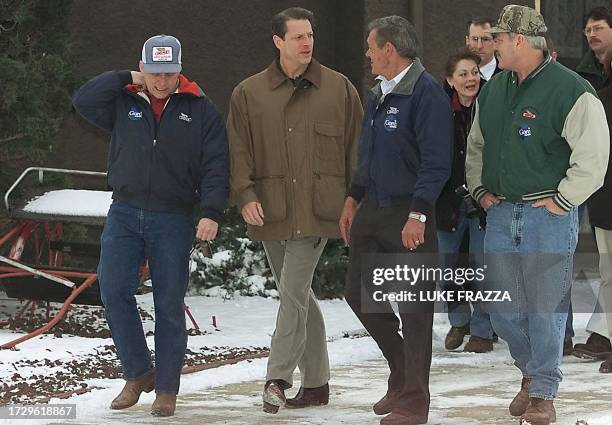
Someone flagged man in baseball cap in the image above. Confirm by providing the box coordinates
[73,34,229,417]
[466,4,609,425]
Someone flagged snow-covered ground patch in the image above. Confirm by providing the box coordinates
[1,291,611,424]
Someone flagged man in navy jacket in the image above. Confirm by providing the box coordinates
[73,34,229,417]
[340,16,452,425]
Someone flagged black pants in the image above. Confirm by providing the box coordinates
[344,201,436,417]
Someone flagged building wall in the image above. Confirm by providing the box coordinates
[421,0,534,82]
[55,0,363,170]
[53,0,538,171]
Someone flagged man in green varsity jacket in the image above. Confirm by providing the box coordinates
[466,5,609,425]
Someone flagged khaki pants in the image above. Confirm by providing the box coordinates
[262,237,330,388]
[586,227,612,339]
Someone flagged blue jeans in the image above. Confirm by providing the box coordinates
[484,202,578,400]
[98,201,194,394]
[437,209,493,339]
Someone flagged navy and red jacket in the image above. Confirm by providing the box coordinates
[73,70,229,221]
[348,59,453,217]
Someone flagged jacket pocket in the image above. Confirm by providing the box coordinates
[314,121,345,175]
[255,176,287,223]
[313,173,345,221]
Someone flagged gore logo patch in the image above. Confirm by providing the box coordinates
[384,115,398,132]
[518,124,532,139]
[128,108,143,120]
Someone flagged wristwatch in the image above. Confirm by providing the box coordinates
[408,212,427,223]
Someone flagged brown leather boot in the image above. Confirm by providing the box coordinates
[110,373,155,410]
[380,411,428,425]
[262,379,291,414]
[508,376,530,416]
[520,397,556,425]
[463,336,493,353]
[444,324,470,350]
[285,383,329,408]
[150,393,177,417]
[373,390,401,415]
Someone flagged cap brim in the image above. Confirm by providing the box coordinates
[485,26,507,34]
[142,63,182,74]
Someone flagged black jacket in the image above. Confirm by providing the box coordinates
[73,70,229,220]
[587,82,612,230]
[436,85,486,232]
[576,50,606,91]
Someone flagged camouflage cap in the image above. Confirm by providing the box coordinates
[486,4,547,36]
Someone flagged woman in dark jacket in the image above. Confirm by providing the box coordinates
[577,47,612,373]
[436,48,494,353]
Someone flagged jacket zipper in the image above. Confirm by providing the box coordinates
[148,97,172,205]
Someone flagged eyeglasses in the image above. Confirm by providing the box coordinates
[468,36,494,44]
[584,24,610,36]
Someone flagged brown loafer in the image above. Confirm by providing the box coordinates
[150,393,177,417]
[110,373,155,410]
[286,383,329,408]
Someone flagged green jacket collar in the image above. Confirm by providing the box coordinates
[511,51,552,85]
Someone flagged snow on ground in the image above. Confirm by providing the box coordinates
[22,190,112,217]
[1,293,612,424]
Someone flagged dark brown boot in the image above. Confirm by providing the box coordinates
[110,373,155,410]
[508,376,530,416]
[520,397,556,425]
[600,354,612,373]
[150,393,177,417]
[285,383,329,408]
[444,324,470,350]
[463,336,493,353]
[380,411,428,425]
[262,379,291,414]
[373,390,401,415]
[573,332,612,359]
